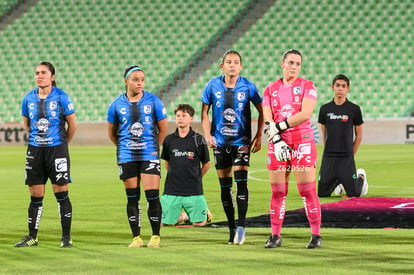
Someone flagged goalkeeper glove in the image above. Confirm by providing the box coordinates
[272,134,292,162]
[264,119,290,143]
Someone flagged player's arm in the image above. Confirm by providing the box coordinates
[353,124,363,155]
[201,103,216,148]
[107,122,118,146]
[157,118,168,146]
[320,124,326,144]
[201,161,210,177]
[251,102,264,153]
[286,97,316,128]
[22,116,30,133]
[65,113,77,143]
[164,160,169,171]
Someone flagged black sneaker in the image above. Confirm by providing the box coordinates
[228,228,236,245]
[61,236,72,248]
[264,234,282,248]
[15,235,38,247]
[306,234,322,249]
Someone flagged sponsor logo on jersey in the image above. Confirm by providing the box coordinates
[293,86,301,95]
[215,91,222,98]
[238,92,245,101]
[172,149,195,159]
[223,108,237,123]
[309,89,317,98]
[29,103,35,110]
[272,90,278,97]
[327,113,348,122]
[220,126,238,136]
[294,96,300,104]
[280,104,293,118]
[120,107,127,115]
[130,122,144,137]
[35,118,50,132]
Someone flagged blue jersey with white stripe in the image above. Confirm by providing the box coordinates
[107,91,167,163]
[201,75,262,147]
[21,86,75,147]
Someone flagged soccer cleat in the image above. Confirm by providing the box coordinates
[128,236,143,248]
[306,234,322,249]
[264,234,282,248]
[206,209,213,223]
[233,226,246,245]
[334,184,345,195]
[15,235,38,247]
[228,228,236,245]
[61,236,72,248]
[147,235,160,248]
[358,168,368,196]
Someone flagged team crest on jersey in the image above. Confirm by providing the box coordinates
[223,108,237,123]
[35,118,50,132]
[293,86,301,95]
[49,101,57,110]
[130,122,144,137]
[144,105,152,114]
[237,92,245,101]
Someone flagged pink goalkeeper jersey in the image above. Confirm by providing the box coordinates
[263,77,317,144]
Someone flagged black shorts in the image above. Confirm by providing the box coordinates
[118,160,161,180]
[317,155,360,197]
[213,145,250,170]
[25,143,71,186]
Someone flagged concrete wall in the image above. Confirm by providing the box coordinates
[1,118,414,146]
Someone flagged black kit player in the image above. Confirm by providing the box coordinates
[160,104,211,227]
[318,74,368,197]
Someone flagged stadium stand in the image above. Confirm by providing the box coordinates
[0,0,412,123]
[172,0,413,120]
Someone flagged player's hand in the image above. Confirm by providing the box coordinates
[264,121,279,142]
[206,135,217,148]
[272,134,292,162]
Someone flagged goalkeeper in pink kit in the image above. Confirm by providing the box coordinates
[262,49,322,249]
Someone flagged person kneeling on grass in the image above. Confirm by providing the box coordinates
[161,104,212,227]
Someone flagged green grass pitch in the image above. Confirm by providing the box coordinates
[1,144,414,274]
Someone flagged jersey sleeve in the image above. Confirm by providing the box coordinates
[354,105,364,125]
[198,135,210,164]
[154,97,167,121]
[262,83,272,107]
[21,96,29,117]
[61,94,76,116]
[249,83,262,105]
[107,100,118,124]
[318,105,326,124]
[161,136,170,161]
[303,80,317,101]
[201,80,213,105]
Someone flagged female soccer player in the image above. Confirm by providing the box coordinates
[107,65,167,248]
[201,50,264,245]
[16,61,77,248]
[262,49,322,249]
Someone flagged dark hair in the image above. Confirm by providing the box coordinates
[38,61,57,87]
[332,74,350,86]
[124,65,144,79]
[281,49,303,62]
[174,104,195,117]
[221,50,242,64]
